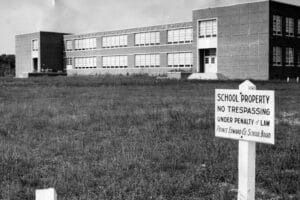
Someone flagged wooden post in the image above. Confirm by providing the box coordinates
[238,141,256,200]
[238,81,256,200]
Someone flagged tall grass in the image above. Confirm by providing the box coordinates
[0,76,299,200]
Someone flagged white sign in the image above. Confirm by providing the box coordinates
[215,88,275,144]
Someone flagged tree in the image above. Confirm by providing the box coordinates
[0,54,15,76]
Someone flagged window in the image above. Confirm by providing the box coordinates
[102,35,127,48]
[167,28,193,44]
[32,39,38,51]
[102,56,128,68]
[167,52,193,67]
[286,17,294,37]
[66,40,72,51]
[298,19,300,37]
[205,57,209,64]
[286,48,294,66]
[199,19,217,38]
[297,51,300,67]
[135,32,160,46]
[211,57,215,64]
[135,54,160,68]
[74,38,97,50]
[65,58,73,70]
[74,57,97,69]
[212,20,217,36]
[66,58,72,66]
[272,47,282,66]
[273,15,282,36]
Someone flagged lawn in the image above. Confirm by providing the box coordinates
[0,76,299,200]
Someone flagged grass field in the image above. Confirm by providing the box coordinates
[0,76,299,200]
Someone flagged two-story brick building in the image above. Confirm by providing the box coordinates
[15,0,300,80]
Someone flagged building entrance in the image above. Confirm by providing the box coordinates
[33,58,38,72]
[198,48,217,73]
[204,49,217,73]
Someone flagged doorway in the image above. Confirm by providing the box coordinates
[198,48,217,73]
[204,49,217,73]
[33,58,38,72]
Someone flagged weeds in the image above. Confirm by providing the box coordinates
[0,76,299,199]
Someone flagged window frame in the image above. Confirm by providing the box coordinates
[66,40,73,51]
[285,17,294,37]
[272,46,282,67]
[198,19,217,38]
[297,50,300,67]
[74,57,97,69]
[135,54,160,68]
[273,15,282,36]
[297,19,300,38]
[135,32,160,46]
[167,28,193,44]
[102,56,128,68]
[74,38,97,50]
[167,52,193,68]
[102,35,128,48]
[32,39,39,51]
[285,47,294,67]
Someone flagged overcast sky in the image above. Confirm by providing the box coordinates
[0,0,299,54]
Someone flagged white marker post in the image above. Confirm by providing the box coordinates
[36,188,57,200]
[215,80,275,200]
[238,81,256,200]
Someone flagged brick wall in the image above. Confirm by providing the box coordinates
[270,1,300,79]
[16,32,69,78]
[193,1,270,80]
[15,33,40,78]
[40,32,66,72]
[64,22,194,76]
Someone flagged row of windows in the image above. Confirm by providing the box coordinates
[74,57,97,69]
[135,54,160,67]
[66,28,194,50]
[273,15,300,37]
[199,19,217,38]
[102,35,128,48]
[66,52,193,69]
[272,47,300,67]
[74,38,97,50]
[135,32,160,46]
[168,28,193,44]
[102,56,128,68]
[168,52,193,67]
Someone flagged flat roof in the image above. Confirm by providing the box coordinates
[64,21,193,39]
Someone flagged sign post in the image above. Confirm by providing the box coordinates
[215,80,275,200]
[238,81,257,200]
[238,140,256,200]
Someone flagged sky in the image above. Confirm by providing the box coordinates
[0,0,299,54]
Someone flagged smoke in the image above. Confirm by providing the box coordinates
[38,0,78,33]
[36,0,300,34]
[38,0,268,34]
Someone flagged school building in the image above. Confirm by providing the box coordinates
[15,0,300,80]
